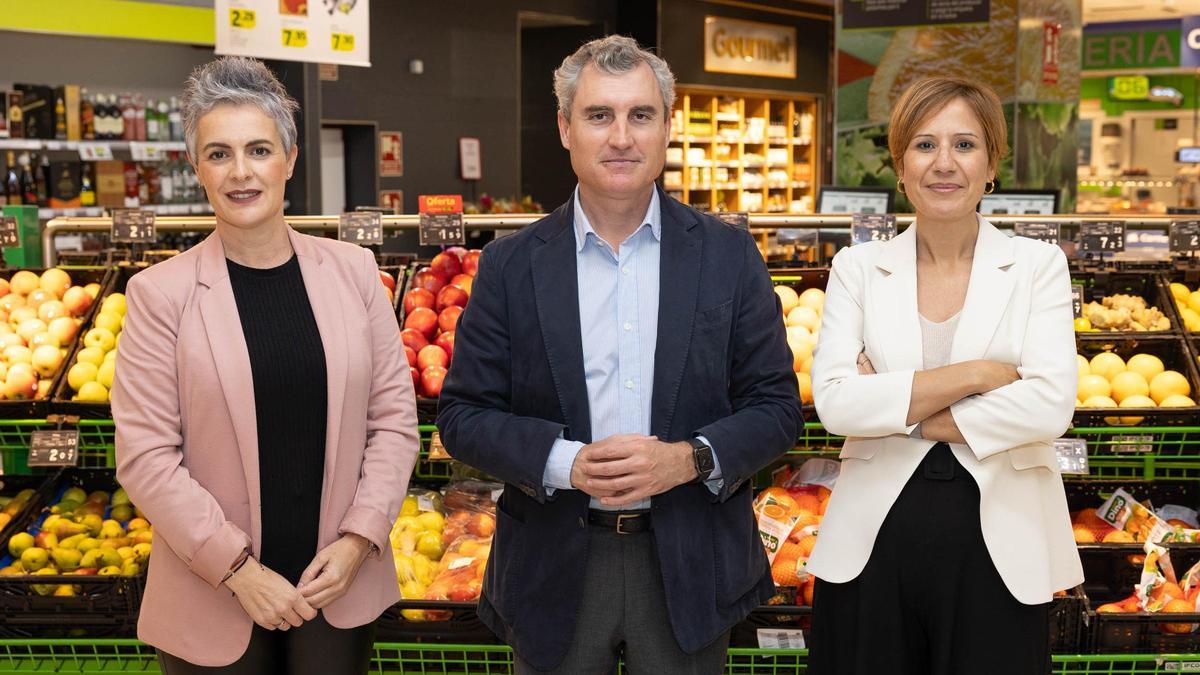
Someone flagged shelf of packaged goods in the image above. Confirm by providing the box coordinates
[0,139,186,152]
[38,203,212,219]
[1080,178,1177,188]
[0,641,1197,673]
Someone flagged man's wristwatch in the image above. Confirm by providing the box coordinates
[688,437,716,482]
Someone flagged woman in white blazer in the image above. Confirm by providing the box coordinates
[806,78,1083,675]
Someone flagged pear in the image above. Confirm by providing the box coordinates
[50,548,82,572]
[79,549,105,569]
[132,543,152,566]
[111,488,131,507]
[52,519,88,539]
[61,487,87,504]
[53,584,76,597]
[97,566,121,576]
[0,565,21,576]
[20,547,49,572]
[79,514,103,537]
[132,530,153,545]
[120,560,140,577]
[30,567,58,595]
[33,531,58,550]
[8,532,34,557]
[127,518,150,532]
[74,502,105,518]
[100,537,131,549]
[76,537,100,553]
[42,515,63,531]
[98,548,123,568]
[86,490,110,506]
[50,500,80,516]
[110,505,134,523]
[116,546,136,561]
[98,520,125,539]
[57,533,87,550]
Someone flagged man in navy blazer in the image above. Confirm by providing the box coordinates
[438,36,802,674]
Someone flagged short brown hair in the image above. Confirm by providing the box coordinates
[888,77,1007,174]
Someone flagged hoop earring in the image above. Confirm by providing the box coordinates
[896,179,906,195]
[985,180,996,194]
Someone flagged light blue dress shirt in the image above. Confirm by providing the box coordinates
[542,187,722,511]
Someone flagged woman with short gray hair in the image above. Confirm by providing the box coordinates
[113,55,418,674]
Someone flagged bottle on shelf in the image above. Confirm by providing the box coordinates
[120,94,135,141]
[168,96,183,142]
[36,154,51,206]
[123,161,139,207]
[18,154,37,206]
[111,94,125,141]
[160,154,175,204]
[54,95,67,140]
[4,152,19,206]
[81,89,95,141]
[157,99,170,142]
[79,163,96,207]
[146,98,161,142]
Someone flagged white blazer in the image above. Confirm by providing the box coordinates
[806,216,1084,605]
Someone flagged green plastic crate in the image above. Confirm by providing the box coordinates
[0,420,115,476]
[414,425,453,482]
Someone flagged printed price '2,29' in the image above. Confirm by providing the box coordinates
[230,8,256,28]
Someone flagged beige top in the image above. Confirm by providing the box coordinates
[920,310,961,369]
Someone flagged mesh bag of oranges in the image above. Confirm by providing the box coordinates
[1096,544,1200,635]
[1083,488,1200,545]
[752,459,836,603]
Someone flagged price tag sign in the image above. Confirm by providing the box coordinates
[1169,220,1200,253]
[77,142,114,161]
[331,32,355,51]
[1053,438,1089,475]
[1071,283,1084,319]
[1111,435,1155,454]
[756,628,806,649]
[111,209,157,243]
[282,28,308,48]
[851,214,896,246]
[418,195,466,246]
[230,7,256,28]
[1080,221,1125,253]
[0,217,19,249]
[427,431,450,460]
[1015,222,1061,246]
[27,430,80,468]
[714,211,750,231]
[338,212,383,246]
[129,143,169,162]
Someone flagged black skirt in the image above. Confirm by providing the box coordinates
[808,442,1051,675]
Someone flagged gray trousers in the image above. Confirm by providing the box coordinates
[514,526,730,675]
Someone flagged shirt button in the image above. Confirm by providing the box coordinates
[622,267,630,275]
[624,322,632,331]
[625,380,634,390]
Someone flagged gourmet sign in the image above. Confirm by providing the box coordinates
[704,16,797,79]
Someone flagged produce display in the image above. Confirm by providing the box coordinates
[0,489,37,532]
[62,292,126,404]
[751,459,836,606]
[1074,350,1193,422]
[1093,545,1200,635]
[0,270,100,401]
[1171,282,1200,332]
[1075,294,1171,332]
[401,249,480,400]
[774,284,824,405]
[1071,487,1200,544]
[1,485,152,595]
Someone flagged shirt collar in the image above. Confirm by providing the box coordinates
[572,186,662,253]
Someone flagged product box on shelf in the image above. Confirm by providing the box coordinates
[94,161,125,210]
[12,85,53,140]
[0,468,148,638]
[46,161,81,209]
[50,266,137,418]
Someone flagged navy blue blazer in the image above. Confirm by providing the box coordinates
[437,189,803,670]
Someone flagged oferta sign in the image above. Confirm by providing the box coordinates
[1083,26,1179,70]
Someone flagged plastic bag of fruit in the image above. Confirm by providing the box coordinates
[421,534,492,620]
[1095,488,1171,543]
[440,481,499,548]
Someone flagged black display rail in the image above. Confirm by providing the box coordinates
[0,468,144,638]
[49,266,142,419]
[1073,335,1200,427]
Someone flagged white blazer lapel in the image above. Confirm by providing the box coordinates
[950,217,1017,363]
[869,226,924,374]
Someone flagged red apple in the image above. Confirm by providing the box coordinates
[412,267,448,295]
[435,331,455,361]
[450,274,473,295]
[400,328,429,353]
[431,252,463,279]
[436,284,469,312]
[446,246,468,261]
[421,366,448,398]
[379,270,397,292]
[439,306,464,333]
[417,345,449,371]
[404,307,439,340]
[403,345,417,368]
[403,288,436,315]
[410,366,420,394]
[462,250,482,276]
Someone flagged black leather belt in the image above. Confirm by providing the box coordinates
[588,509,652,534]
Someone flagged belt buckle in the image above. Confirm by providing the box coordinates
[616,514,636,535]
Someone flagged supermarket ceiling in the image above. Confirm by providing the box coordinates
[1083,0,1200,23]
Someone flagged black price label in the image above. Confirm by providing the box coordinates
[111,209,156,243]
[714,211,750,231]
[27,430,80,467]
[338,212,383,246]
[1170,220,1200,253]
[419,213,466,246]
[851,213,896,246]
[1071,283,1084,319]
[1080,221,1125,253]
[0,217,19,248]
[1052,438,1089,475]
[1015,222,1061,246]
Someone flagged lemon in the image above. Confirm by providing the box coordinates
[1189,291,1200,315]
[1110,371,1150,404]
[1076,354,1091,378]
[1160,394,1196,407]
[1077,374,1112,402]
[1181,308,1200,332]
[1171,282,1191,302]
[1073,317,1093,332]
[1081,395,1119,408]
[1089,352,1126,381]
[1150,370,1191,405]
[1126,354,1165,383]
[1109,395,1156,426]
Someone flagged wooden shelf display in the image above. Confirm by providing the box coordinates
[663,88,819,214]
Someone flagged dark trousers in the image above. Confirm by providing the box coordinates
[808,443,1051,675]
[157,611,374,675]
[514,525,730,675]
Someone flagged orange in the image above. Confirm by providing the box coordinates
[1126,354,1165,383]
[797,534,818,557]
[1150,370,1191,405]
[777,541,805,563]
[1153,582,1186,603]
[1089,352,1126,381]
[1077,375,1112,402]
[1160,598,1199,634]
[1075,510,1109,529]
[1096,603,1126,613]
[756,488,800,518]
[788,337,813,372]
[771,554,802,587]
[792,494,822,516]
[1161,394,1197,407]
[816,486,832,501]
[774,286,799,316]
[1102,530,1135,544]
[1072,526,1097,543]
[792,513,821,531]
[1110,371,1150,404]
[801,577,816,606]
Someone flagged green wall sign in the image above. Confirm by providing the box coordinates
[1083,29,1179,70]
[1109,75,1150,100]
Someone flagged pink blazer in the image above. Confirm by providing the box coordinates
[112,227,417,666]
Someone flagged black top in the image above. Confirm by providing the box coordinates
[227,255,327,585]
